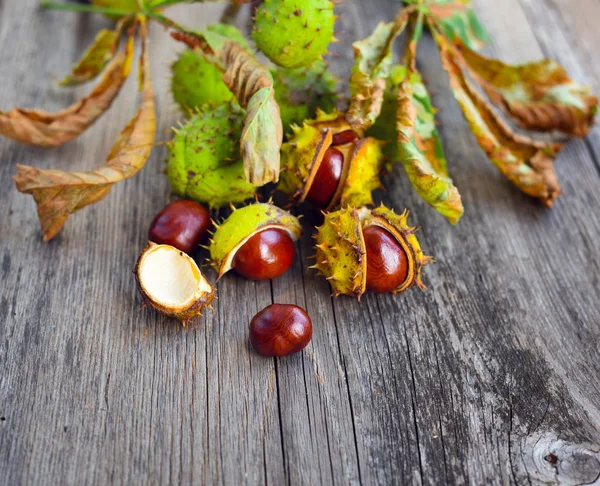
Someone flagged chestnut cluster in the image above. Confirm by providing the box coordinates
[142,199,312,357]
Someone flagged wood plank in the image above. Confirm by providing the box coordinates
[1,0,600,485]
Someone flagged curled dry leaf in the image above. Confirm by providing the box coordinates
[426,0,488,51]
[59,18,128,86]
[435,31,563,207]
[13,27,156,241]
[221,41,282,186]
[456,44,598,137]
[0,37,134,147]
[396,67,464,224]
[346,10,410,131]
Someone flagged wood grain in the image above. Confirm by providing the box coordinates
[1,1,599,485]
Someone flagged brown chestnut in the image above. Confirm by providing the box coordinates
[306,146,344,208]
[363,225,409,294]
[148,200,211,254]
[331,129,360,146]
[249,304,312,357]
[233,228,295,280]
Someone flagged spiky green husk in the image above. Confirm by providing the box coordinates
[209,203,303,279]
[170,24,250,112]
[166,104,256,209]
[313,208,366,297]
[279,110,385,209]
[314,205,431,297]
[171,50,234,111]
[363,205,430,293]
[252,0,336,68]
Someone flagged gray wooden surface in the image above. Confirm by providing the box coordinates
[1,0,600,484]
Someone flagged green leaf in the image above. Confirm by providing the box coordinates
[434,31,564,207]
[397,67,464,224]
[426,0,488,51]
[346,9,411,131]
[59,24,123,86]
[456,44,598,136]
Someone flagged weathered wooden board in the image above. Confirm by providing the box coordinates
[1,0,599,485]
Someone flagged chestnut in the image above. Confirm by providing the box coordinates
[306,147,344,208]
[363,225,409,294]
[249,304,312,357]
[233,228,295,280]
[148,200,211,255]
[331,129,360,146]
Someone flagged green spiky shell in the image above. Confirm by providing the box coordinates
[170,24,250,112]
[252,0,336,68]
[166,103,256,209]
[314,208,367,297]
[313,205,431,297]
[171,50,234,111]
[279,110,385,209]
[209,203,303,279]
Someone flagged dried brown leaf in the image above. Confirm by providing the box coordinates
[435,31,563,207]
[0,37,134,147]
[13,27,155,241]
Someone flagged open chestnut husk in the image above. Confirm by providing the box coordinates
[250,304,312,357]
[278,110,385,211]
[312,205,432,298]
[208,203,302,281]
[135,242,215,323]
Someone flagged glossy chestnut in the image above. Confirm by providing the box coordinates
[148,200,211,254]
[363,225,409,294]
[249,304,312,357]
[306,147,344,208]
[233,228,295,280]
[331,129,359,146]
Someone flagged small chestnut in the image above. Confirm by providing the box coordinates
[363,225,409,294]
[249,304,312,357]
[148,200,211,255]
[331,129,360,146]
[233,228,295,280]
[306,146,344,208]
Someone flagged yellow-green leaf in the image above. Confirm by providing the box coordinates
[347,9,411,131]
[59,20,126,86]
[397,67,463,224]
[456,44,598,137]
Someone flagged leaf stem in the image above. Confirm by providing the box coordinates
[40,1,133,16]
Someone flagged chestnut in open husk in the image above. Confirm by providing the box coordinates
[209,203,302,281]
[278,110,385,210]
[312,205,432,298]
